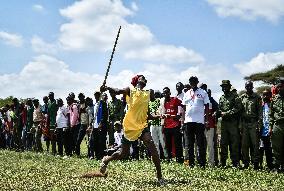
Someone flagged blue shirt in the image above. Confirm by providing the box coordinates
[262,103,270,137]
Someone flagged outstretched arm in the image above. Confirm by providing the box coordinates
[100,86,130,97]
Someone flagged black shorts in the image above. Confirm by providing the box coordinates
[121,127,150,145]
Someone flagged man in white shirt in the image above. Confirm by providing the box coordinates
[56,98,69,156]
[182,76,209,168]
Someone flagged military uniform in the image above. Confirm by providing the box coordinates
[218,80,242,166]
[240,92,262,168]
[270,94,284,169]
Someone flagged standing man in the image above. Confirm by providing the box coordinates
[12,98,22,151]
[48,92,58,155]
[149,89,168,159]
[75,93,89,156]
[218,80,242,167]
[240,81,262,169]
[259,90,274,170]
[182,76,209,168]
[270,81,284,172]
[69,93,80,155]
[33,99,43,152]
[206,89,219,167]
[163,87,184,163]
[41,96,50,152]
[56,98,69,156]
[88,91,101,160]
[25,99,34,150]
[176,82,188,164]
[108,91,124,146]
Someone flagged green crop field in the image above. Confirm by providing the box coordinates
[0,149,283,191]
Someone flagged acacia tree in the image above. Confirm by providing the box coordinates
[244,65,284,85]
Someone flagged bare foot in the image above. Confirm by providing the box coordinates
[99,156,109,174]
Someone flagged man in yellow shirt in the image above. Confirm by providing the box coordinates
[99,75,164,185]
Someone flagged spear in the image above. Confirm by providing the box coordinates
[102,25,122,88]
[87,26,122,150]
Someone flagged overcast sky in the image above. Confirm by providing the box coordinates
[1,0,284,100]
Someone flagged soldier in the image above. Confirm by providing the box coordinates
[218,80,242,167]
[270,80,284,172]
[240,81,262,169]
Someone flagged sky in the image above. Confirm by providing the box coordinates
[0,0,284,100]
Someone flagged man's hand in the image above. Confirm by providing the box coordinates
[205,121,210,130]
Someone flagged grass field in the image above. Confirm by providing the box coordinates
[0,149,283,191]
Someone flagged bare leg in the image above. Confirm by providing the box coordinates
[141,132,162,180]
[100,144,130,173]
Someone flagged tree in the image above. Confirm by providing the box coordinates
[244,65,284,85]
[0,96,14,108]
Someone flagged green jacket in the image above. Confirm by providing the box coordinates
[108,98,123,122]
[240,92,262,123]
[48,100,57,127]
[218,91,242,120]
[269,94,284,127]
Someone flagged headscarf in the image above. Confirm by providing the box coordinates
[131,75,143,87]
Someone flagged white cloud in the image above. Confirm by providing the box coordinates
[31,36,58,54]
[207,0,284,23]
[234,51,284,76]
[0,54,240,101]
[0,31,23,47]
[125,45,205,64]
[0,55,133,100]
[58,0,203,65]
[32,4,44,12]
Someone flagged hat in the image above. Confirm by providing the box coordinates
[220,80,231,87]
[114,121,122,126]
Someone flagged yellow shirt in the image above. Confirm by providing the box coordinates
[123,88,150,141]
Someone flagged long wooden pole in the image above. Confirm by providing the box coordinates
[102,26,121,88]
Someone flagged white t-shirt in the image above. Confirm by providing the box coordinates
[176,92,185,121]
[56,106,69,128]
[114,131,123,147]
[182,88,209,124]
[93,101,100,129]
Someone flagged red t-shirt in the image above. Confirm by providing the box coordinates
[164,97,182,128]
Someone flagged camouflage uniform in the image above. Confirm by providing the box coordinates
[219,86,242,166]
[270,94,284,168]
[240,92,262,167]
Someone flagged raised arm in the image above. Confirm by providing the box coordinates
[100,86,130,97]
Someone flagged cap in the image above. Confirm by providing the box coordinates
[220,80,231,87]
